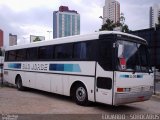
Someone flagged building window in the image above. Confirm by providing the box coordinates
[59,14,62,37]
[72,15,75,35]
[77,16,80,35]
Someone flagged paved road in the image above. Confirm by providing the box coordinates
[0,87,160,120]
[155,82,160,92]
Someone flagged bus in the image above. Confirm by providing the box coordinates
[3,31,154,106]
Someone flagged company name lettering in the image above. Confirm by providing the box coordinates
[22,64,48,71]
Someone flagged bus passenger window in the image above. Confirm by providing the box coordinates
[16,49,26,61]
[98,40,113,71]
[38,46,52,60]
[8,50,16,61]
[55,44,72,59]
[26,48,38,61]
[73,42,87,59]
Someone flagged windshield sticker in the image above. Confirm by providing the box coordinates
[119,58,126,70]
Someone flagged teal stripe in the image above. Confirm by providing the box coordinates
[49,64,81,72]
[8,63,21,69]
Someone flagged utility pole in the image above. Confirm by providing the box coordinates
[47,31,52,40]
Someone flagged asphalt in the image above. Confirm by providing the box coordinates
[1,82,160,100]
[152,91,160,101]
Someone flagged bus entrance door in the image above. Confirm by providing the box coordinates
[95,64,113,105]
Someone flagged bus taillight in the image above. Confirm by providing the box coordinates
[117,88,131,92]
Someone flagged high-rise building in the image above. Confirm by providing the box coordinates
[0,29,3,47]
[9,33,17,46]
[53,6,80,39]
[150,4,160,28]
[103,0,120,24]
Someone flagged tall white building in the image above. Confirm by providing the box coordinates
[53,6,80,39]
[150,4,160,28]
[9,33,17,46]
[103,0,120,24]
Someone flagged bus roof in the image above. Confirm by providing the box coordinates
[6,31,146,51]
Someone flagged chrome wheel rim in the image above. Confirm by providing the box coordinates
[76,87,86,102]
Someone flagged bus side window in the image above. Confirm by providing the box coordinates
[55,43,72,60]
[16,49,26,61]
[8,50,16,61]
[38,46,52,60]
[73,42,87,60]
[98,40,113,71]
[26,47,38,61]
[73,41,97,60]
[5,51,9,61]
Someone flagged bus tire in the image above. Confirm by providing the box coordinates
[16,76,24,91]
[74,84,89,106]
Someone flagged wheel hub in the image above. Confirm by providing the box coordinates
[76,87,86,102]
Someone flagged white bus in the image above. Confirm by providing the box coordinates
[4,31,154,106]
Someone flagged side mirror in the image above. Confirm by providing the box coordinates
[118,44,124,58]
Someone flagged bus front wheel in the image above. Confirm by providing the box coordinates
[16,76,24,91]
[74,84,89,106]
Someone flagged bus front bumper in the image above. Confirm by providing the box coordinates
[114,91,153,105]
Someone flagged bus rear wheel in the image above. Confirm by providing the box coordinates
[74,84,89,106]
[16,76,24,91]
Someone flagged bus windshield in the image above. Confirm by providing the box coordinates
[117,40,151,72]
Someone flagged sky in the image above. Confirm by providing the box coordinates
[0,0,160,47]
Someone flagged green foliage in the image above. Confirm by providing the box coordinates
[100,19,116,31]
[155,17,160,28]
[122,24,129,33]
[33,37,41,42]
[100,13,130,33]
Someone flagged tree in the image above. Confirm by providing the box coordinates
[100,19,116,31]
[155,17,160,28]
[119,13,130,32]
[122,24,129,33]
[33,37,41,42]
[99,12,130,33]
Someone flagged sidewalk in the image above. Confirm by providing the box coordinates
[152,91,160,100]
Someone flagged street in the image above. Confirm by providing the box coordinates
[0,87,159,116]
[155,82,160,92]
[1,73,159,116]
